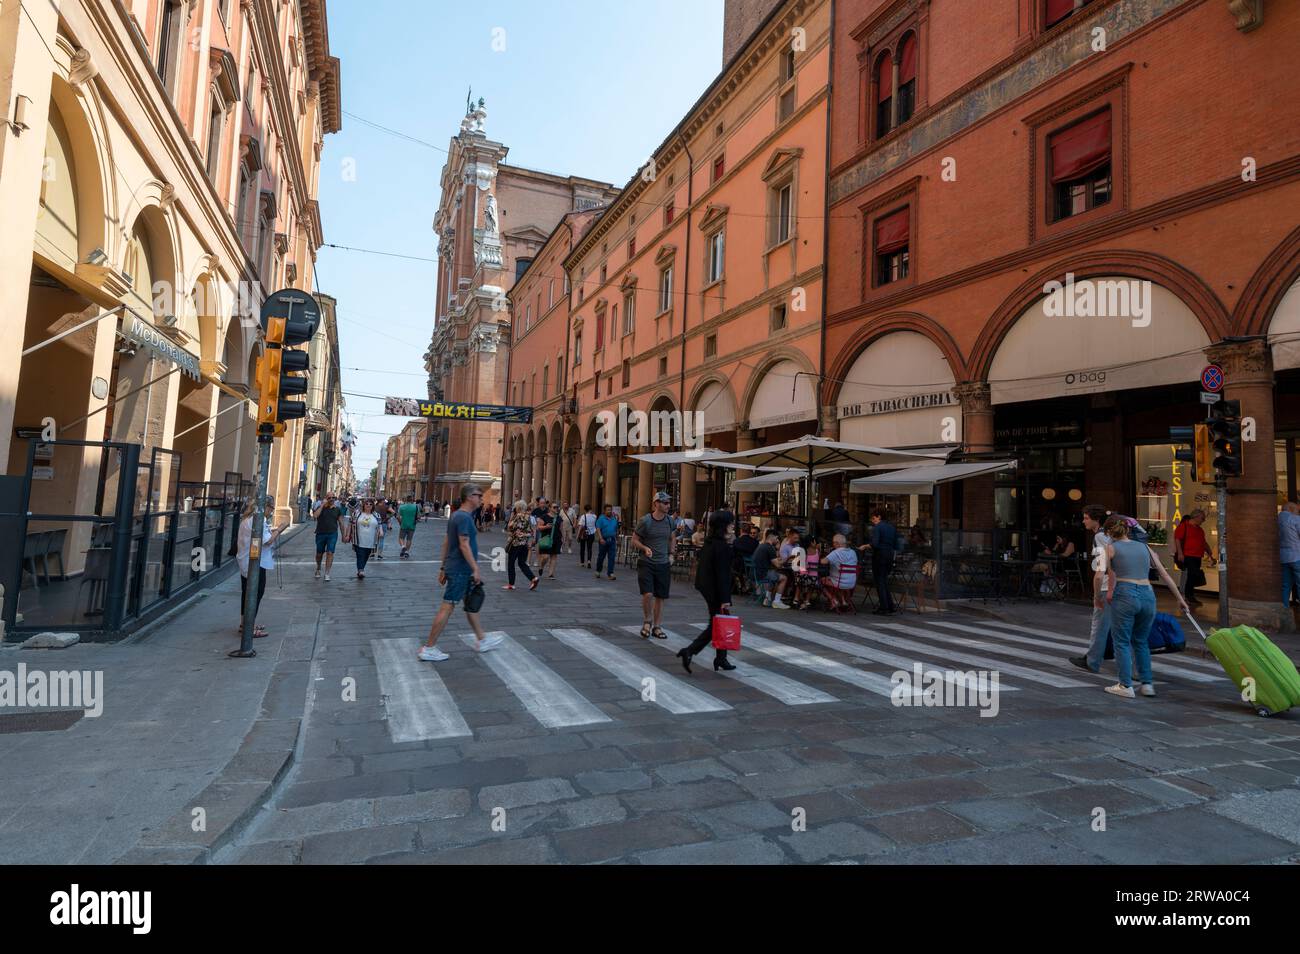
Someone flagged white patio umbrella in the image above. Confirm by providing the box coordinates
[706,435,947,524]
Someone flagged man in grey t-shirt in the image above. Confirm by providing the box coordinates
[632,491,676,639]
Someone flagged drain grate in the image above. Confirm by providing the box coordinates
[0,709,84,733]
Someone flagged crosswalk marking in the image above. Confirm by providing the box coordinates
[731,630,924,699]
[757,621,1020,693]
[965,618,1225,672]
[815,621,1091,688]
[371,638,472,742]
[548,628,731,714]
[622,626,839,706]
[924,619,1225,684]
[456,631,611,728]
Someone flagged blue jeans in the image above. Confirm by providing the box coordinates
[1282,561,1300,606]
[1084,598,1111,672]
[1109,581,1155,688]
[597,539,616,576]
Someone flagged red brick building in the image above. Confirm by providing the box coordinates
[825,0,1299,625]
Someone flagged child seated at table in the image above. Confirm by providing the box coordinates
[793,541,822,609]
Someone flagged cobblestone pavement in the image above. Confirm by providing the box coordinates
[207,516,1300,865]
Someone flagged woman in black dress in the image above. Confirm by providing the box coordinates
[677,511,737,673]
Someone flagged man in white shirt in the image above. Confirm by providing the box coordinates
[1071,504,1112,673]
[238,498,285,639]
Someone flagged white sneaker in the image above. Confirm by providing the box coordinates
[772,599,790,610]
[1104,683,1135,699]
[476,634,504,654]
[314,568,321,579]
[324,573,330,582]
[1140,683,1156,697]
[417,646,450,662]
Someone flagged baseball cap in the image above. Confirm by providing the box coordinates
[654,491,671,503]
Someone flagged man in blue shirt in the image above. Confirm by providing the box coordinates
[1279,500,1300,611]
[419,483,503,661]
[861,508,898,614]
[594,503,620,581]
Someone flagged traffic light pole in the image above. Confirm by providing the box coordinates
[1216,475,1228,630]
[232,435,273,658]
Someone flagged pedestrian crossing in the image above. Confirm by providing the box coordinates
[367,614,1232,744]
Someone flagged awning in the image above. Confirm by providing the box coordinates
[731,468,850,491]
[849,460,1018,495]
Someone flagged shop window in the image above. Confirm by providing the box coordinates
[873,206,910,286]
[705,334,717,359]
[1049,109,1112,221]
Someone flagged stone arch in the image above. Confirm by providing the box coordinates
[123,201,180,322]
[823,312,966,407]
[739,348,817,428]
[186,256,223,362]
[968,250,1231,382]
[43,51,112,270]
[1236,224,1300,337]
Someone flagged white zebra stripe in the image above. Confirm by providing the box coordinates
[456,631,611,728]
[371,638,472,742]
[547,628,731,714]
[623,625,839,706]
[730,630,923,699]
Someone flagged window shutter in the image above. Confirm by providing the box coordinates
[877,55,892,103]
[1045,0,1076,26]
[874,208,909,254]
[1049,110,1111,184]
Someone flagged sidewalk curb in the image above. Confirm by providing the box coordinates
[114,597,321,865]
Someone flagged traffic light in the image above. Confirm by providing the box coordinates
[1169,424,1210,483]
[1208,399,1243,478]
[256,311,313,438]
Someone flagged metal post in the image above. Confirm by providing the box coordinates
[932,486,944,600]
[233,437,272,657]
[103,442,141,631]
[1216,475,1228,629]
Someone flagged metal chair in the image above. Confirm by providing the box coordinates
[41,528,67,582]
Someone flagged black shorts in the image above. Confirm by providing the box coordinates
[638,561,671,599]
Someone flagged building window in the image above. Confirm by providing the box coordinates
[873,207,910,286]
[771,180,794,245]
[664,200,675,226]
[607,377,614,396]
[780,48,796,83]
[515,257,533,283]
[623,291,635,335]
[712,154,725,183]
[778,48,797,122]
[659,356,668,377]
[156,0,184,94]
[1049,109,1112,221]
[558,356,565,389]
[778,86,796,123]
[205,100,225,180]
[705,229,725,284]
[542,365,549,400]
[611,304,618,343]
[896,34,917,125]
[1046,0,1096,28]
[659,266,673,314]
[574,332,582,365]
[548,279,554,307]
[621,359,630,388]
[771,303,787,331]
[875,53,893,138]
[628,236,636,258]
[525,303,531,331]
[705,334,717,358]
[594,311,605,351]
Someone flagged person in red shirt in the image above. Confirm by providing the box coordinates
[1174,509,1213,606]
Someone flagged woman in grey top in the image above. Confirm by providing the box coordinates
[1102,515,1160,699]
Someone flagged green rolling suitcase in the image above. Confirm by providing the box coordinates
[1200,620,1300,717]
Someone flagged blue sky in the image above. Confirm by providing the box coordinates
[316,0,726,481]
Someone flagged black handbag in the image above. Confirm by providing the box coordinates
[463,580,486,613]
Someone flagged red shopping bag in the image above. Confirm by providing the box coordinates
[711,614,741,651]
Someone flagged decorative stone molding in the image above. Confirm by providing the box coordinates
[69,48,98,88]
[470,323,500,354]
[159,183,177,214]
[1227,0,1263,31]
[953,381,992,414]
[273,231,290,254]
[76,263,133,300]
[1206,337,1272,382]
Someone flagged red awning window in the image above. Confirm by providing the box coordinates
[876,55,892,103]
[1045,0,1076,26]
[874,207,909,254]
[1049,109,1111,184]
[899,35,917,85]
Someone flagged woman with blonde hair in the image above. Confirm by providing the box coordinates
[504,499,537,591]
